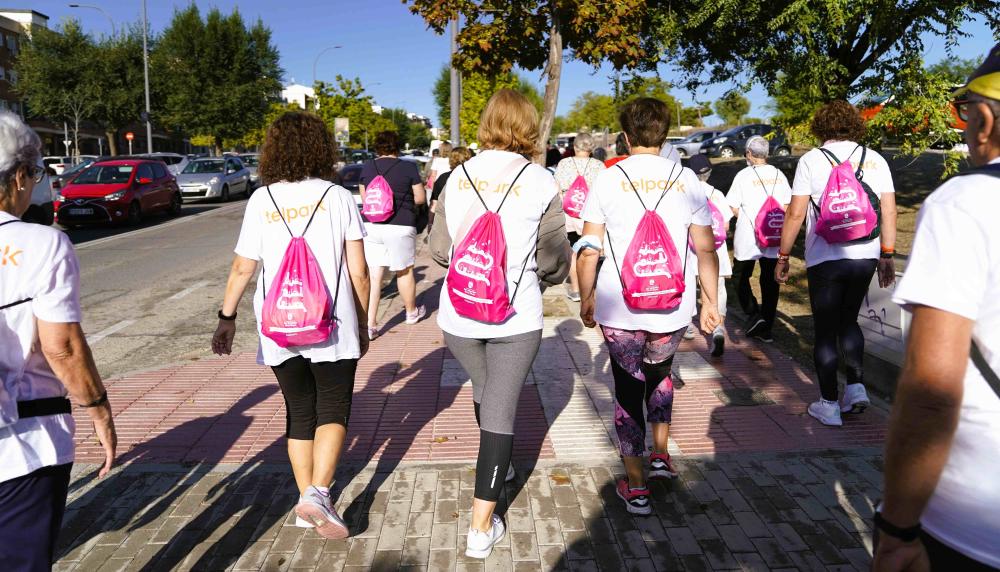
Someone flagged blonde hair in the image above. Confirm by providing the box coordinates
[574,132,596,153]
[449,146,473,170]
[477,89,539,157]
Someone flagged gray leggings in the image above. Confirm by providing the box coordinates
[443,329,542,434]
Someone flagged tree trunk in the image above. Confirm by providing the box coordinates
[106,130,119,157]
[536,7,562,164]
[214,136,223,157]
[72,114,81,161]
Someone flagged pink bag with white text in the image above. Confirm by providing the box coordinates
[688,199,727,251]
[814,147,880,244]
[562,175,590,218]
[361,160,399,222]
[754,195,785,248]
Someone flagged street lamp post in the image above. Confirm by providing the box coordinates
[142,0,152,153]
[312,45,342,86]
[449,16,461,145]
[68,4,115,36]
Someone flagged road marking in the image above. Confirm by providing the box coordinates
[168,281,210,301]
[74,202,247,251]
[88,319,137,345]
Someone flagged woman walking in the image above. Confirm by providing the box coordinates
[212,112,370,539]
[577,98,721,515]
[0,111,117,570]
[553,132,606,302]
[360,131,427,339]
[430,89,569,558]
[775,100,897,427]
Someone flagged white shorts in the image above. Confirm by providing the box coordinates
[364,223,417,271]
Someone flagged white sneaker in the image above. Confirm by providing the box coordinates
[683,325,697,340]
[295,515,315,528]
[295,486,349,539]
[465,514,505,559]
[505,464,516,483]
[840,383,870,414]
[405,305,427,325]
[807,399,843,427]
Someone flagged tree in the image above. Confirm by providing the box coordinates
[16,20,98,157]
[314,76,395,149]
[618,76,709,129]
[228,100,301,150]
[153,5,282,155]
[432,66,542,144]
[564,92,618,133]
[92,27,148,155]
[408,1,666,158]
[714,92,750,126]
[927,56,982,85]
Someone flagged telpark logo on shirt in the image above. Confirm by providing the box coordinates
[264,202,328,225]
[1,244,23,266]
[457,176,522,197]
[619,179,686,194]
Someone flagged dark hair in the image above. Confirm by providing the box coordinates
[619,98,670,148]
[258,111,338,185]
[592,147,607,161]
[614,132,629,156]
[374,131,400,156]
[811,100,866,143]
[545,147,562,168]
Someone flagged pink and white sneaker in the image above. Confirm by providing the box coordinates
[295,486,349,540]
[615,478,652,516]
[649,452,678,479]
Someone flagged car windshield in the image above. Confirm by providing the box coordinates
[72,165,134,184]
[239,155,259,166]
[62,160,95,176]
[183,160,224,174]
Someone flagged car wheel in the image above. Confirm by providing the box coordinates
[677,148,688,158]
[169,192,183,216]
[127,201,142,226]
[775,146,791,157]
[719,147,736,159]
[220,185,230,203]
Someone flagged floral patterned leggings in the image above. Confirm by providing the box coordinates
[601,325,686,458]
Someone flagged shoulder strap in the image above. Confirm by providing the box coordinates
[266,184,335,238]
[266,186,293,237]
[0,220,19,230]
[971,340,1000,399]
[379,158,403,177]
[819,148,842,167]
[750,165,778,199]
[460,161,530,214]
[957,163,1000,179]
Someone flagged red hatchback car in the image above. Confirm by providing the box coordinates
[55,159,182,227]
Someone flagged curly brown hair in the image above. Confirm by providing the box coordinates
[374,131,400,156]
[258,111,338,185]
[811,100,866,143]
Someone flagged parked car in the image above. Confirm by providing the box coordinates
[672,130,720,158]
[139,152,190,176]
[55,159,181,227]
[239,153,260,189]
[22,162,56,226]
[337,164,364,207]
[176,157,251,202]
[43,156,75,175]
[49,157,99,190]
[699,124,792,158]
[349,150,375,164]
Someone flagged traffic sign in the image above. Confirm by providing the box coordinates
[126,132,135,141]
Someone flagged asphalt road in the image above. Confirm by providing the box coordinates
[67,199,262,380]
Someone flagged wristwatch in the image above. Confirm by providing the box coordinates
[218,310,237,321]
[874,511,922,542]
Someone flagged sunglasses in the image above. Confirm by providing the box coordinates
[28,164,46,184]
[956,98,996,122]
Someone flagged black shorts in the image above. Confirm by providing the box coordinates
[271,356,358,440]
[567,231,581,247]
[0,463,72,571]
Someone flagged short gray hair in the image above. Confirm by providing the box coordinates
[746,135,769,159]
[573,132,596,153]
[0,111,42,185]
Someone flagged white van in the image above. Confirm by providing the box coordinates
[22,165,55,226]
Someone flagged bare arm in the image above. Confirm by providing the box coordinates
[576,221,604,328]
[345,239,371,356]
[877,192,898,288]
[412,183,427,206]
[775,194,810,283]
[212,255,258,356]
[690,224,722,333]
[38,320,117,477]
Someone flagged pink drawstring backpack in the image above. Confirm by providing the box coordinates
[813,146,880,244]
[746,166,785,248]
[688,196,727,251]
[608,164,687,311]
[261,186,340,348]
[561,159,594,218]
[361,160,400,223]
[446,163,533,323]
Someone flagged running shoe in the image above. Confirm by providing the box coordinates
[615,478,652,515]
[649,452,678,479]
[294,515,314,528]
[566,290,581,302]
[711,326,725,357]
[683,325,697,340]
[295,486,349,539]
[506,464,516,483]
[405,305,427,325]
[840,383,871,414]
[752,329,774,343]
[465,513,506,559]
[807,399,843,427]
[745,317,767,338]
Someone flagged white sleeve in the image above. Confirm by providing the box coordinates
[687,172,712,226]
[726,175,743,210]
[32,232,82,323]
[580,169,609,225]
[343,191,366,241]
[792,154,813,196]
[777,170,793,204]
[234,195,263,260]
[893,202,988,321]
[866,153,896,196]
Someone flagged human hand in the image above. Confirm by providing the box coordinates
[580,296,596,328]
[359,328,370,358]
[90,403,117,478]
[872,535,930,572]
[878,257,896,288]
[700,304,722,334]
[212,320,236,356]
[775,258,791,284]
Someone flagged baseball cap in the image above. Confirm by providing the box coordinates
[955,42,1000,100]
[687,153,712,175]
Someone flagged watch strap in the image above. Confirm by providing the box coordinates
[874,511,922,542]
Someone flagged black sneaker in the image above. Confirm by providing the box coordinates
[752,329,774,343]
[745,318,766,338]
[711,330,725,357]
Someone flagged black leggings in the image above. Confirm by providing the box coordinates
[806,259,877,401]
[733,258,779,330]
[271,356,357,440]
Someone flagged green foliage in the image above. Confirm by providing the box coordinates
[619,76,709,128]
[92,27,148,153]
[564,92,618,132]
[314,76,395,149]
[432,66,542,144]
[153,5,282,154]
[927,56,982,85]
[714,92,750,125]
[383,107,433,150]
[227,101,301,150]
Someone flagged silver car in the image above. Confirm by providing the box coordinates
[239,153,260,189]
[673,130,721,158]
[141,152,190,176]
[176,157,251,202]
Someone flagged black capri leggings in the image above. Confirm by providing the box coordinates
[271,356,358,440]
[806,258,877,401]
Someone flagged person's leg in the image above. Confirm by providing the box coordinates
[368,265,386,330]
[602,326,650,488]
[837,259,877,384]
[567,231,581,299]
[395,266,418,314]
[390,225,422,318]
[309,358,358,488]
[642,328,685,457]
[732,259,760,319]
[717,276,728,318]
[443,332,489,424]
[471,330,542,532]
[0,463,72,570]
[272,356,318,494]
[757,257,780,335]
[807,262,846,402]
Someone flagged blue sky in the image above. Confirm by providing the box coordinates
[26,0,998,128]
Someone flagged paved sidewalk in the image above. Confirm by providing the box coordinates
[57,246,888,570]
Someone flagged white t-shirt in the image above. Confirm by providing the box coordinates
[0,212,79,483]
[726,164,792,261]
[430,157,451,178]
[437,149,558,339]
[659,143,681,163]
[581,154,711,333]
[235,179,367,367]
[892,158,1000,568]
[792,142,895,267]
[696,182,733,277]
[553,156,606,234]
